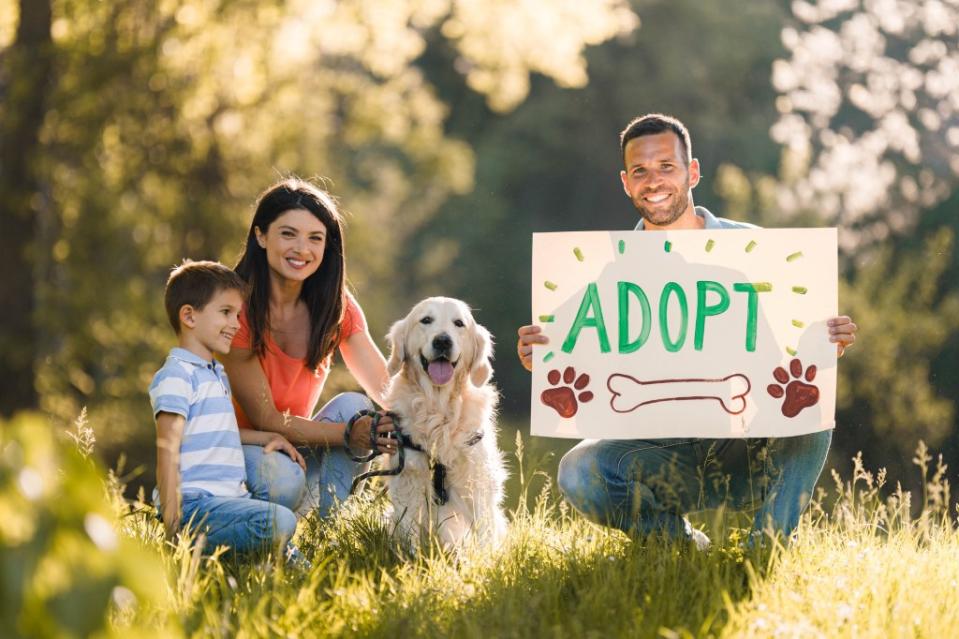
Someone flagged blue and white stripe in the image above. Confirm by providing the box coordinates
[149,347,248,500]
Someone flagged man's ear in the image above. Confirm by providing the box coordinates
[620,169,630,197]
[469,322,494,387]
[688,158,701,189]
[179,305,196,330]
[386,318,409,376]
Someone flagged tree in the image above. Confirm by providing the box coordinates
[722,0,959,480]
[0,0,637,466]
[411,0,790,417]
[770,0,959,251]
[0,0,53,415]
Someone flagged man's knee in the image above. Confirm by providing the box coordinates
[557,446,602,511]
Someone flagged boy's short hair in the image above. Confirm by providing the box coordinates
[164,260,247,334]
[619,113,693,165]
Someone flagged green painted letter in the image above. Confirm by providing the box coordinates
[694,281,730,350]
[618,282,651,353]
[561,282,611,354]
[658,282,688,352]
[733,283,770,351]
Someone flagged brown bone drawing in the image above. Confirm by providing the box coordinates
[607,373,752,415]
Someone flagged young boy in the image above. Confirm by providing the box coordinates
[149,259,306,554]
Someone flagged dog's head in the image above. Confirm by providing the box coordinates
[387,297,493,388]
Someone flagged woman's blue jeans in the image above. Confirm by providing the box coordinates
[557,431,831,539]
[242,392,374,518]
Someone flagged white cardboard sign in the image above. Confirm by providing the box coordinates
[530,228,837,439]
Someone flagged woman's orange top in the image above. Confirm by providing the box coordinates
[231,292,367,429]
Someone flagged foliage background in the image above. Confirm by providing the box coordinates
[1,0,957,500]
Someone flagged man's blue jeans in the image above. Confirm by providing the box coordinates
[557,431,831,539]
[179,494,297,554]
[242,392,374,518]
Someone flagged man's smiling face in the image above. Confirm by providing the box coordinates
[620,131,700,229]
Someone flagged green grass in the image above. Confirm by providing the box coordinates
[4,416,959,638]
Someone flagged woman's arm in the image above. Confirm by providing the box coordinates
[340,329,391,408]
[220,346,340,445]
[220,346,394,451]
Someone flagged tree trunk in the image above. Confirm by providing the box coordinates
[0,0,54,416]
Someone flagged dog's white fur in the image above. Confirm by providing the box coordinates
[383,297,506,547]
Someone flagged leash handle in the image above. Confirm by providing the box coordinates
[349,411,406,495]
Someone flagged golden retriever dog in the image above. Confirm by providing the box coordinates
[383,297,507,548]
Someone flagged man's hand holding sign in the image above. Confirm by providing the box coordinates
[515,113,857,545]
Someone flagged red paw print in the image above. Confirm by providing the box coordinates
[767,358,819,418]
[541,366,593,418]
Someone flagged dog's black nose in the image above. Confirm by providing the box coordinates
[432,333,453,355]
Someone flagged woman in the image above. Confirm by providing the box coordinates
[222,178,396,518]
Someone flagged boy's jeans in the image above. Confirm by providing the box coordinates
[243,392,374,518]
[557,430,831,539]
[179,494,297,554]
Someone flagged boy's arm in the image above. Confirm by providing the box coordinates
[155,411,184,540]
[239,428,306,470]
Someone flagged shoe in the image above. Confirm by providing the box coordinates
[285,544,312,570]
[689,528,711,551]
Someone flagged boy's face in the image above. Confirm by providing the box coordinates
[182,288,244,359]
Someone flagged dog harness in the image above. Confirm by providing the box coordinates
[344,409,484,505]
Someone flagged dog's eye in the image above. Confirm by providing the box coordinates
[453,319,465,328]
[420,316,433,325]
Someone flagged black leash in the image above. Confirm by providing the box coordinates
[344,409,484,505]
[345,410,406,495]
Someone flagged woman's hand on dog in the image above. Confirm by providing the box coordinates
[348,413,398,455]
[517,324,549,372]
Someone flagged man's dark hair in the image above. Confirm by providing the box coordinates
[164,259,247,334]
[619,113,693,165]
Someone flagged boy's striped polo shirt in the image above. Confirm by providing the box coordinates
[149,347,249,500]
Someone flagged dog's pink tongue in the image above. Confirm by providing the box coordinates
[427,360,454,385]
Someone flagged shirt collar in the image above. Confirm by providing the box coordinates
[633,205,722,230]
[169,347,220,371]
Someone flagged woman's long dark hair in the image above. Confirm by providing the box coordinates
[235,178,346,371]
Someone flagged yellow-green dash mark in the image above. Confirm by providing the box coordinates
[786,251,803,262]
[705,239,715,252]
[618,239,626,254]
[792,319,805,328]
[544,281,558,291]
[752,282,773,292]
[543,351,555,363]
[745,240,758,253]
[664,240,672,253]
[792,286,808,295]
[573,247,585,262]
[538,315,555,323]
[786,346,797,356]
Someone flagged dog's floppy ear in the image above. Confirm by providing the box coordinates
[386,317,410,376]
[469,322,494,387]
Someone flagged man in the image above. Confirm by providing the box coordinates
[516,113,857,547]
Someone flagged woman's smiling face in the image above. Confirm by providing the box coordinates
[255,208,327,283]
